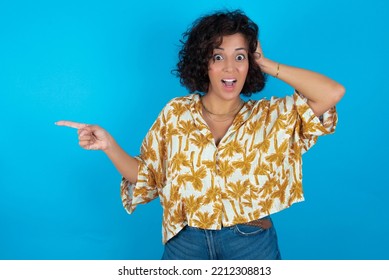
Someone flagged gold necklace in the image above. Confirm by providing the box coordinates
[200,97,244,122]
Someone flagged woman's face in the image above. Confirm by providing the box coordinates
[207,33,249,101]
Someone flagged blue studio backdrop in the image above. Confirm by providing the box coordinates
[1,0,388,259]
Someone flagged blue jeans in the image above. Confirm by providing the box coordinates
[161,217,281,260]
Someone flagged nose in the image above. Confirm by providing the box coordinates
[223,58,235,72]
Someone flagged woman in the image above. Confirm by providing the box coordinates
[56,10,345,259]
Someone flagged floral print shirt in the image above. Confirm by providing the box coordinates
[120,92,337,244]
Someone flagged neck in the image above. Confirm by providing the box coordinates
[200,95,243,116]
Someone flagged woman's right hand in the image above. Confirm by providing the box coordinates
[55,120,112,151]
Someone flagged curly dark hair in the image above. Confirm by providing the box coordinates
[175,10,266,97]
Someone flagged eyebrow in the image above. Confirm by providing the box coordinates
[214,47,248,51]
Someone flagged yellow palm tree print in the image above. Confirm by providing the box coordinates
[192,211,218,228]
[265,137,288,166]
[178,120,197,151]
[183,194,204,218]
[165,123,179,152]
[226,180,250,215]
[171,101,187,122]
[218,160,235,186]
[232,150,257,175]
[170,151,191,173]
[190,133,211,167]
[120,92,338,244]
[219,140,244,158]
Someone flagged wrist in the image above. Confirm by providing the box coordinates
[103,134,116,153]
[259,58,279,77]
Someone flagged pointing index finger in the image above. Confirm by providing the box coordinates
[55,120,88,129]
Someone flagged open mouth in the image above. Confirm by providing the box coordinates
[221,79,237,87]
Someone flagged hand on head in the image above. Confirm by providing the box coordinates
[55,121,111,151]
[254,40,265,65]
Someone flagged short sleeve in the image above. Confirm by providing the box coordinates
[293,92,337,135]
[291,91,338,153]
[120,109,168,214]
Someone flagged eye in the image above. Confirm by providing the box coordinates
[213,54,223,61]
[236,54,246,61]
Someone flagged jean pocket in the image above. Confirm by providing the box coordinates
[233,224,265,236]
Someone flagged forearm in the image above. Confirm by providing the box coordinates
[104,137,139,184]
[260,58,345,116]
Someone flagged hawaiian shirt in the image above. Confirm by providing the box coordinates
[120,92,337,243]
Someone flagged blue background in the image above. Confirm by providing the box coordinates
[1,0,388,260]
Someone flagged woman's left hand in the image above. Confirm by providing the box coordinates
[253,41,345,116]
[254,40,275,75]
[254,40,265,67]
